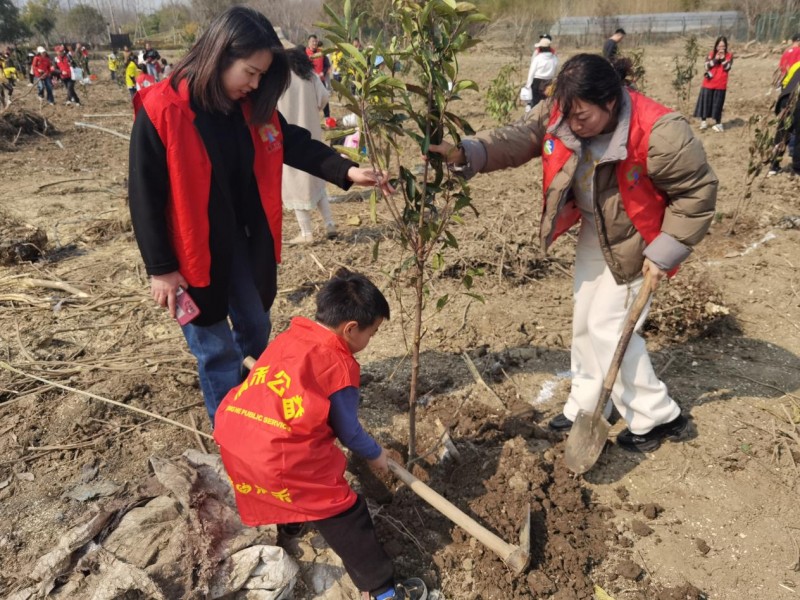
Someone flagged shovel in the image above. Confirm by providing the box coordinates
[388,458,530,575]
[564,271,656,475]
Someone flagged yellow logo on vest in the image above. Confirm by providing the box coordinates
[282,395,304,420]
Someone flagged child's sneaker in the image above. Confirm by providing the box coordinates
[374,578,428,600]
[699,120,708,130]
[712,123,724,133]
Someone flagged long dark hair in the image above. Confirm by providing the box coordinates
[553,53,624,119]
[286,46,314,81]
[712,36,728,56]
[170,6,289,125]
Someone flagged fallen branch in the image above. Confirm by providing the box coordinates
[36,177,96,192]
[461,351,505,412]
[21,277,89,298]
[82,113,130,118]
[0,361,212,439]
[74,121,130,141]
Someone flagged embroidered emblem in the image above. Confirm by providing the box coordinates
[258,124,283,153]
[543,139,555,155]
[626,165,643,187]
[258,124,279,143]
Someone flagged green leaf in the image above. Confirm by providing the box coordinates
[436,294,450,311]
[340,42,368,69]
[451,79,478,94]
[431,253,444,270]
[444,230,458,249]
[462,274,473,289]
[372,239,380,261]
[333,145,364,163]
[463,291,485,303]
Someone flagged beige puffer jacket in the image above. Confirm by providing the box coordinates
[461,89,718,283]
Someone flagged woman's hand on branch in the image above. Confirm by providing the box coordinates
[347,166,395,196]
[428,142,465,166]
[150,271,188,318]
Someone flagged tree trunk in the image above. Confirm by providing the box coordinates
[408,257,424,464]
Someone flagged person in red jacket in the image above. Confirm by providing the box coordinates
[777,33,800,80]
[55,47,81,106]
[31,46,55,105]
[128,7,392,426]
[694,36,733,132]
[305,34,331,118]
[214,268,427,600]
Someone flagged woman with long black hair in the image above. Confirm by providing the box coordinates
[128,7,390,425]
[694,36,733,132]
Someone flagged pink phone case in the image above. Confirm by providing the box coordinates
[175,287,201,325]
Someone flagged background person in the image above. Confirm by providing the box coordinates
[128,7,392,425]
[524,36,558,110]
[31,46,55,105]
[305,34,331,118]
[430,54,718,452]
[694,36,733,132]
[55,47,81,106]
[125,55,138,99]
[278,45,339,244]
[108,51,119,82]
[768,61,800,177]
[214,268,428,600]
[603,28,626,60]
[143,42,161,80]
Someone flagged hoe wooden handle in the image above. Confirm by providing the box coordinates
[388,459,529,574]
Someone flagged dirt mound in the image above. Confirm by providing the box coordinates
[0,109,56,151]
[0,210,48,265]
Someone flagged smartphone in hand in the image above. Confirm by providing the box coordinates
[175,287,201,325]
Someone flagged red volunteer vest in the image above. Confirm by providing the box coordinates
[701,51,732,91]
[213,317,360,525]
[541,91,671,251]
[305,47,325,76]
[134,79,284,287]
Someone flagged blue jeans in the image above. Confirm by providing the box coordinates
[181,244,271,424]
[37,77,54,103]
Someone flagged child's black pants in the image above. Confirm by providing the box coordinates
[313,494,395,595]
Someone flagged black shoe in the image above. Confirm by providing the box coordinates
[548,413,573,432]
[616,414,689,453]
[374,578,428,600]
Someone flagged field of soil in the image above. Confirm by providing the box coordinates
[1,36,799,600]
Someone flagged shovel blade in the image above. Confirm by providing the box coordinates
[564,409,611,475]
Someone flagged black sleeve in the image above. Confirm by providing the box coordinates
[128,108,180,276]
[278,112,357,190]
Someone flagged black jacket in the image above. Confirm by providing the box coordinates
[128,104,356,325]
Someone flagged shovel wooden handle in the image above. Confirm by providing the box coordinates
[591,270,657,420]
[388,458,529,574]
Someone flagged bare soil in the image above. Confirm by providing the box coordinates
[1,37,799,600]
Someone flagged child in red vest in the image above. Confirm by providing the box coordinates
[214,268,427,600]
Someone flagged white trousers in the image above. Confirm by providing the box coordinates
[562,232,681,434]
[294,195,334,236]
